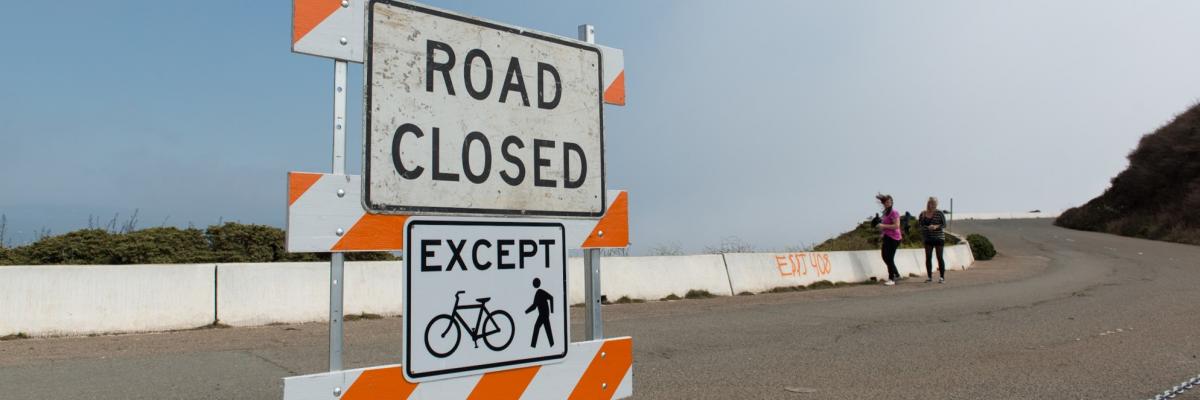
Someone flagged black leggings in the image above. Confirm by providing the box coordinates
[881,236,900,280]
[925,240,945,278]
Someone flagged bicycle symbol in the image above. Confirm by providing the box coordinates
[424,290,515,358]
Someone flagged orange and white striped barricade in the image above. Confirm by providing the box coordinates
[292,0,365,62]
[292,0,624,107]
[597,45,625,106]
[283,337,632,400]
[286,172,629,253]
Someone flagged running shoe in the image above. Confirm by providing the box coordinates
[883,280,895,286]
[938,277,945,284]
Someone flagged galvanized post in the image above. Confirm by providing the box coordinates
[578,24,603,341]
[583,248,602,340]
[949,197,954,231]
[329,59,347,372]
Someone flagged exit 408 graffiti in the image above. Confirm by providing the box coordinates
[774,252,833,278]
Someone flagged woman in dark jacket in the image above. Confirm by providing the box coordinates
[919,197,948,283]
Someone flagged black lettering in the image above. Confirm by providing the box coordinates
[500,136,526,186]
[497,240,516,269]
[425,40,456,95]
[533,139,555,188]
[563,142,586,189]
[518,239,537,269]
[462,131,492,184]
[472,240,493,270]
[463,49,493,100]
[446,240,467,271]
[420,240,441,272]
[537,62,561,109]
[431,127,460,182]
[498,57,530,106]
[539,239,555,268]
[391,123,425,180]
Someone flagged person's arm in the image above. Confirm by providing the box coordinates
[929,212,943,230]
[525,302,535,313]
[920,214,932,228]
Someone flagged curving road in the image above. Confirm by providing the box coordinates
[1,219,1198,399]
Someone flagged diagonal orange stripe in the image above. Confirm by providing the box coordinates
[466,365,541,400]
[568,338,633,400]
[288,172,324,207]
[293,0,342,45]
[582,192,628,248]
[603,70,625,105]
[331,214,409,251]
[341,367,418,400]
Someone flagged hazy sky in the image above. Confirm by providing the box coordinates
[2,1,1199,252]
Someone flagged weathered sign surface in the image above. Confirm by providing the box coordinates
[365,1,605,217]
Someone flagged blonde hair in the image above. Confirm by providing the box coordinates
[926,197,938,212]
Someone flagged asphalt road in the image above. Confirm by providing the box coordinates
[2,219,1198,399]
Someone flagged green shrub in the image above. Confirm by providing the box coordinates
[684,289,716,299]
[205,223,287,263]
[111,227,213,264]
[16,229,117,265]
[967,234,996,260]
[0,222,394,265]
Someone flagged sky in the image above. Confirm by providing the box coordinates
[2,1,1200,253]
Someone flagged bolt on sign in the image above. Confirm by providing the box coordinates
[365,0,605,217]
[404,219,568,382]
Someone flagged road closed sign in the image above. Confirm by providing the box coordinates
[404,219,568,381]
[365,1,605,217]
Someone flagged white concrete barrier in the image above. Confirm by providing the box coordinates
[724,245,974,294]
[4,245,976,336]
[0,264,216,337]
[216,261,403,327]
[566,255,731,304]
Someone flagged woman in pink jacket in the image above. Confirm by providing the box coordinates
[875,194,902,286]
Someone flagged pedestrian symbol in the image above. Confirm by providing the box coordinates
[525,278,555,348]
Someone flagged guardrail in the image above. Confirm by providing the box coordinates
[0,245,974,337]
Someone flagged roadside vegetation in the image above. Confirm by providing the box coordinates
[0,217,395,266]
[1056,102,1200,245]
[966,234,996,260]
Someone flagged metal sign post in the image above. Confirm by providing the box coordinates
[579,24,603,341]
[329,59,347,372]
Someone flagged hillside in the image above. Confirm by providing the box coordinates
[814,215,960,252]
[1056,102,1200,244]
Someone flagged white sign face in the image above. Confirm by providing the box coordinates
[366,1,605,217]
[404,219,568,382]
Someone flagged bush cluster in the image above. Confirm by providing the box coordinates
[966,234,996,260]
[0,223,396,266]
[1056,102,1200,245]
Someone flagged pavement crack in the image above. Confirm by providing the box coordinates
[244,350,297,375]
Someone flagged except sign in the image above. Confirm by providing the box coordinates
[365,1,605,217]
[404,219,568,382]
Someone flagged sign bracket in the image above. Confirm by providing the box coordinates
[329,59,347,372]
[578,24,604,341]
